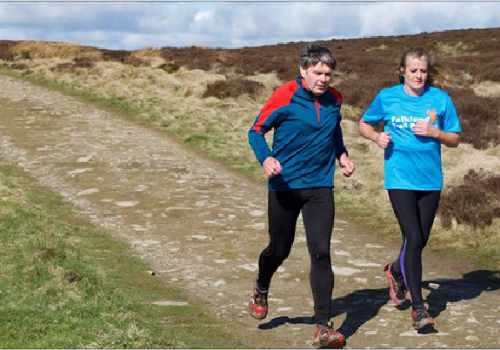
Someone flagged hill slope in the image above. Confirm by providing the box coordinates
[0,27,499,266]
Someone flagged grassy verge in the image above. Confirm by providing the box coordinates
[0,162,245,348]
[0,68,154,125]
[0,67,262,180]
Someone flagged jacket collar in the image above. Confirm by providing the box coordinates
[295,75,321,100]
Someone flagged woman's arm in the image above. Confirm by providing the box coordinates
[413,120,460,147]
[359,119,391,149]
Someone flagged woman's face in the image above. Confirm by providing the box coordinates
[401,55,429,95]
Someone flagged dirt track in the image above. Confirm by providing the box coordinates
[0,74,498,348]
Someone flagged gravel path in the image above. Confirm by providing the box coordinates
[0,74,498,348]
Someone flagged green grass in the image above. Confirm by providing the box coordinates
[0,163,245,348]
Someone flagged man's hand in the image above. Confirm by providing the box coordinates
[338,153,355,177]
[263,156,282,178]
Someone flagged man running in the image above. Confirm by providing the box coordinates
[247,44,354,348]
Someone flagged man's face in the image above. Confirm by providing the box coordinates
[402,56,429,94]
[300,62,332,96]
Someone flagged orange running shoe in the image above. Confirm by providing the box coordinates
[248,287,268,320]
[384,263,407,306]
[312,322,346,348]
[411,307,435,330]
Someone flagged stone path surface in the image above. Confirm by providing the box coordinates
[0,74,498,348]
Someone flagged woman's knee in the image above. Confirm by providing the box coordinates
[404,236,425,252]
[309,249,331,265]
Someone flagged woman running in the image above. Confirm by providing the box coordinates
[359,47,462,330]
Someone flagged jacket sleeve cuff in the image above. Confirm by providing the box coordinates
[336,147,348,160]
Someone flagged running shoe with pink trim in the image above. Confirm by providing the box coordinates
[384,263,407,306]
[248,287,268,320]
[411,307,435,330]
[312,322,346,348]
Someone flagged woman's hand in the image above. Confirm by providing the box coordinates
[376,132,392,149]
[359,120,391,149]
[413,120,460,147]
[413,120,440,138]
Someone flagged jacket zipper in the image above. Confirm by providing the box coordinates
[314,99,321,124]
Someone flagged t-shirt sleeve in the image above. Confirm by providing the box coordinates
[441,94,462,133]
[362,93,384,124]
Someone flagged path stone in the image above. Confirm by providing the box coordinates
[115,201,139,207]
[151,301,189,307]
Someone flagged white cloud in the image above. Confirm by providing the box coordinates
[193,10,214,24]
[0,3,499,50]
[190,10,218,33]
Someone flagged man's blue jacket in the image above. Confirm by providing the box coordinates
[248,76,348,191]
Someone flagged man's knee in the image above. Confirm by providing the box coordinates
[263,244,292,262]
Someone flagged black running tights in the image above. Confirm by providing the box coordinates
[388,189,441,309]
[257,188,335,325]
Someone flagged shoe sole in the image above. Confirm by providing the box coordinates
[249,311,267,320]
[312,337,346,348]
[413,318,435,330]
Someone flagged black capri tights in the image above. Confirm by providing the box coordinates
[257,188,335,325]
[388,189,441,308]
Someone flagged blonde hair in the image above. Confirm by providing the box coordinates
[399,47,434,85]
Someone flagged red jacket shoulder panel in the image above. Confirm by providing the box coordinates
[329,87,343,105]
[252,80,297,132]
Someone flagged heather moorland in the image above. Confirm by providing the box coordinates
[2,28,498,263]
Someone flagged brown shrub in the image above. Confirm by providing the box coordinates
[0,40,14,61]
[123,55,148,67]
[73,57,94,69]
[51,58,95,72]
[9,63,29,70]
[101,49,130,62]
[203,77,264,99]
[158,62,180,73]
[51,62,74,72]
[476,58,500,82]
[447,87,500,149]
[440,169,500,229]
[99,49,147,66]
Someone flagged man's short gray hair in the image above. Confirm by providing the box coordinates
[299,44,336,70]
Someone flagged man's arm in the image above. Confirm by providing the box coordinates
[248,128,272,165]
[338,152,355,177]
[333,121,347,159]
[248,81,296,174]
[333,122,355,177]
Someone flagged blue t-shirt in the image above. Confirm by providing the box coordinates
[362,84,462,190]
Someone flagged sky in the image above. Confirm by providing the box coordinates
[1,1,500,50]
